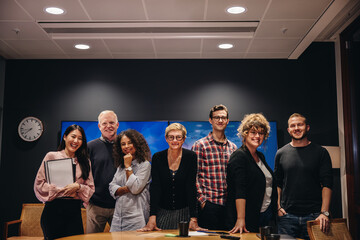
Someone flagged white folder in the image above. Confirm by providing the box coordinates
[44,158,75,188]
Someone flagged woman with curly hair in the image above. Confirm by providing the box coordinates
[138,123,204,232]
[109,129,151,231]
[226,113,277,233]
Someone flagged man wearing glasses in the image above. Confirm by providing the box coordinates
[86,110,119,233]
[192,104,237,230]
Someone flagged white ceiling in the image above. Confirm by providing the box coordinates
[0,0,358,59]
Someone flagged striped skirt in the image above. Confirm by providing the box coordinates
[156,207,190,230]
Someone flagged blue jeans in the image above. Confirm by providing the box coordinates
[278,212,319,240]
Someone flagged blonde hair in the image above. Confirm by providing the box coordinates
[165,123,187,138]
[237,113,270,143]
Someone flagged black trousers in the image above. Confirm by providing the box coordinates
[198,201,226,230]
[41,198,84,240]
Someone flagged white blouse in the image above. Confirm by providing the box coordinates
[256,160,273,212]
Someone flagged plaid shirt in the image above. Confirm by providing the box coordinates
[192,132,237,206]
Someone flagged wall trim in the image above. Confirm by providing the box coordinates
[334,38,348,222]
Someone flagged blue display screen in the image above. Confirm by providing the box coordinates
[60,121,169,158]
[61,120,278,169]
[172,121,278,169]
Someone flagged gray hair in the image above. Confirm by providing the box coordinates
[98,110,118,123]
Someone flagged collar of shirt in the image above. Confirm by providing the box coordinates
[207,132,228,145]
[60,149,78,163]
[131,159,139,166]
[100,135,114,144]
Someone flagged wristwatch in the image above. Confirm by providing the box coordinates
[125,166,132,171]
[321,211,330,217]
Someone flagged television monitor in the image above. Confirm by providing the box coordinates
[60,121,169,156]
[171,121,278,169]
[61,120,278,169]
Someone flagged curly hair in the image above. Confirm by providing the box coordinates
[58,124,90,180]
[113,129,151,168]
[237,113,270,143]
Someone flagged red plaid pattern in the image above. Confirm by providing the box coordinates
[192,132,237,206]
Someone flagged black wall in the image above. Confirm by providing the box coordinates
[0,57,5,167]
[0,42,339,234]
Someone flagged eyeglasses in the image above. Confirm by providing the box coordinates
[212,116,228,121]
[167,135,184,141]
[101,122,117,127]
[248,131,265,137]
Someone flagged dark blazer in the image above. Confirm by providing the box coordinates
[225,145,277,232]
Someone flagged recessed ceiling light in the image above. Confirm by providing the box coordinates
[227,6,246,14]
[218,43,234,49]
[75,44,90,50]
[44,7,65,15]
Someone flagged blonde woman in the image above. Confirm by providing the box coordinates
[138,123,204,231]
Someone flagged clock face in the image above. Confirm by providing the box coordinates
[18,117,44,142]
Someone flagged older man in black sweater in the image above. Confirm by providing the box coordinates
[86,110,119,233]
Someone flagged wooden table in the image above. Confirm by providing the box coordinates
[57,230,262,240]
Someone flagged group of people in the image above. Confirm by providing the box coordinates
[33,105,333,240]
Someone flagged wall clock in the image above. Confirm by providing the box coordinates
[18,116,44,142]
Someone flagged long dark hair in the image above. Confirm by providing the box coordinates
[58,124,90,180]
[113,129,151,168]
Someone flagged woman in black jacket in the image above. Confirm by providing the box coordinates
[226,113,277,233]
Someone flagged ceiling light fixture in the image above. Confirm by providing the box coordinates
[218,43,234,49]
[227,6,246,14]
[75,44,90,50]
[40,22,258,39]
[45,7,65,15]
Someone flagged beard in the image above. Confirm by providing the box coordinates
[291,128,308,140]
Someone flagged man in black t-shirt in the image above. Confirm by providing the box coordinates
[274,113,333,240]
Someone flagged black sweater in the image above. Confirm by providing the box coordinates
[150,148,197,218]
[88,138,116,208]
[274,143,333,215]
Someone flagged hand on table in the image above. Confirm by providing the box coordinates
[189,218,207,231]
[137,216,161,232]
[229,219,249,234]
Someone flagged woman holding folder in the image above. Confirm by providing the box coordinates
[34,124,95,240]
